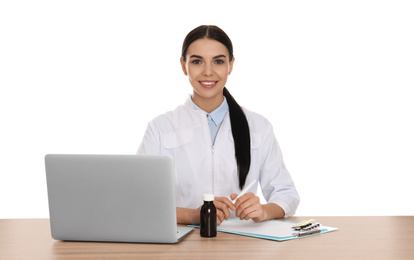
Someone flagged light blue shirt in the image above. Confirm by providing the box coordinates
[192,97,229,145]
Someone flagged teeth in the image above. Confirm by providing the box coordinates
[201,81,215,85]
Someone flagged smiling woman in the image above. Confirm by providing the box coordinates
[137,25,300,226]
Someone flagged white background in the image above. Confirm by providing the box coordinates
[1,0,413,218]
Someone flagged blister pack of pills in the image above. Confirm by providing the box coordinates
[292,219,321,237]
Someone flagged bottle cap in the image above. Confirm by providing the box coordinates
[203,194,214,201]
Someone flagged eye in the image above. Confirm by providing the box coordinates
[191,59,202,64]
[214,59,225,64]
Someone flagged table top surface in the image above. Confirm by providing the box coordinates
[1,216,413,260]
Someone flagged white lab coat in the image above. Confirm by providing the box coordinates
[137,97,300,217]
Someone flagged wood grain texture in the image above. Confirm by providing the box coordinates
[1,217,413,260]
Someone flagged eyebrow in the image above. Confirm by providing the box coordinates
[189,55,203,59]
[213,55,227,59]
[189,54,227,59]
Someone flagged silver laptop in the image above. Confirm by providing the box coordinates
[45,154,193,243]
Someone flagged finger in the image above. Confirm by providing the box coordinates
[230,193,238,201]
[238,201,257,219]
[216,197,236,211]
[217,216,223,226]
[239,203,262,220]
[215,197,235,218]
[239,205,256,220]
[234,192,255,211]
[235,193,260,217]
[216,209,225,224]
[213,199,232,220]
[249,204,265,222]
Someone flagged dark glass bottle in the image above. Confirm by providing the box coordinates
[200,194,217,237]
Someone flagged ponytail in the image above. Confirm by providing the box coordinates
[223,87,251,189]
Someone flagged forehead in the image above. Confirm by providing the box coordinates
[186,38,229,58]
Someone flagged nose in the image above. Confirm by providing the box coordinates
[203,63,213,77]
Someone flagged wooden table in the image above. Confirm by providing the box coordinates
[1,217,413,260]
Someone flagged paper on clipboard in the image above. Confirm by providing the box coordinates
[213,219,338,241]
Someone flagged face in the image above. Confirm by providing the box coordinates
[180,38,234,108]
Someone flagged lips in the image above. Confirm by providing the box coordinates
[199,81,218,89]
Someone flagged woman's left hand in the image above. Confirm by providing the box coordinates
[230,192,265,222]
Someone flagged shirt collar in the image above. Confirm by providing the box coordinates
[191,97,229,126]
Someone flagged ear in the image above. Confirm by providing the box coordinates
[180,57,188,76]
[228,57,235,75]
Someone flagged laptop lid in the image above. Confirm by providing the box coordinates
[45,154,193,243]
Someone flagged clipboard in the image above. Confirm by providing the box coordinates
[189,218,338,241]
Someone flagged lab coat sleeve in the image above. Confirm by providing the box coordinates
[137,121,162,155]
[259,124,300,218]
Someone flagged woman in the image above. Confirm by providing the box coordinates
[138,25,299,225]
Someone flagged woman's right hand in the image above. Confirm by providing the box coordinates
[213,197,236,225]
[177,196,236,225]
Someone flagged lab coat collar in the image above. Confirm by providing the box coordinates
[188,96,229,127]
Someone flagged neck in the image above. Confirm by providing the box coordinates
[192,93,224,113]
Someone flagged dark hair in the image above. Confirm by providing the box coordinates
[181,25,251,190]
[181,25,234,62]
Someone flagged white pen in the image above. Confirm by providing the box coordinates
[232,179,257,203]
